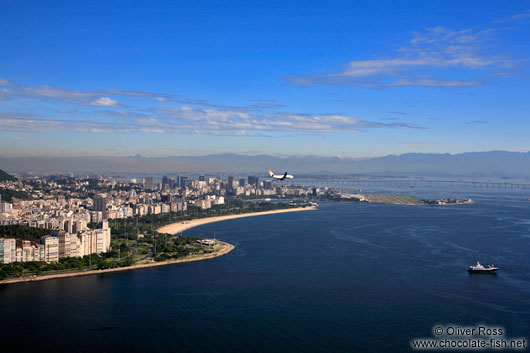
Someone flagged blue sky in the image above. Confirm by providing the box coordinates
[1,0,529,158]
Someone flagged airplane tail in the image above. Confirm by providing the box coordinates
[268,169,275,177]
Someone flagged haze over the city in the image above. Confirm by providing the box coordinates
[1,1,529,167]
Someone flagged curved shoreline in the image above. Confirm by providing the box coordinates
[0,206,316,285]
[0,243,235,285]
[157,206,317,235]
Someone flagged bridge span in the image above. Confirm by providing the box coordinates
[293,177,529,190]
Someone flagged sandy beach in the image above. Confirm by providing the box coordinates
[1,206,316,285]
[157,206,317,235]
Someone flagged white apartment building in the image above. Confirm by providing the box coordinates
[42,236,59,263]
[58,232,71,258]
[0,238,16,264]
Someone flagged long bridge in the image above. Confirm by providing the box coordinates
[293,177,530,189]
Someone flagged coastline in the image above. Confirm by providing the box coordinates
[1,206,316,285]
[157,206,317,235]
[0,242,235,285]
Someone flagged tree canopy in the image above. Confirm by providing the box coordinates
[0,225,50,241]
[0,169,17,182]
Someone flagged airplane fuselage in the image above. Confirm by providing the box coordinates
[268,170,294,181]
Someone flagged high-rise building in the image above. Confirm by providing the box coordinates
[239,178,246,187]
[248,175,260,188]
[22,241,36,262]
[225,176,236,193]
[162,175,169,189]
[0,238,16,264]
[42,236,59,263]
[264,180,272,190]
[94,194,108,220]
[169,177,176,189]
[58,232,71,259]
[179,176,188,188]
[76,227,111,257]
[144,177,153,189]
[199,174,205,182]
[70,237,81,258]
[79,233,91,257]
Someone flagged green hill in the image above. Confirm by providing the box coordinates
[0,225,49,241]
[0,188,30,202]
[0,169,17,182]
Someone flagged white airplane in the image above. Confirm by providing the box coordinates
[268,170,294,181]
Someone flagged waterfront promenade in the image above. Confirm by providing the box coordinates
[1,206,316,285]
[0,242,235,285]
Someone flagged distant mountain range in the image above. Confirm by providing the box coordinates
[1,151,529,178]
[353,151,530,178]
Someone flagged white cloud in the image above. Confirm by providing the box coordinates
[24,86,96,101]
[0,78,423,136]
[285,26,512,87]
[0,84,163,107]
[0,112,34,118]
[89,97,119,107]
[0,107,423,137]
[387,78,481,87]
[0,78,13,87]
[0,81,283,111]
[493,9,530,24]
[0,88,13,101]
[138,107,423,134]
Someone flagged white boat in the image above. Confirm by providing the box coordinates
[468,261,498,273]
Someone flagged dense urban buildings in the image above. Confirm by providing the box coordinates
[1,172,323,265]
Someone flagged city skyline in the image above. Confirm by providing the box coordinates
[1,1,530,159]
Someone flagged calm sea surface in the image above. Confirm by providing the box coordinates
[1,185,530,352]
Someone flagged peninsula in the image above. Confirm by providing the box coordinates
[0,241,235,285]
[0,206,316,284]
